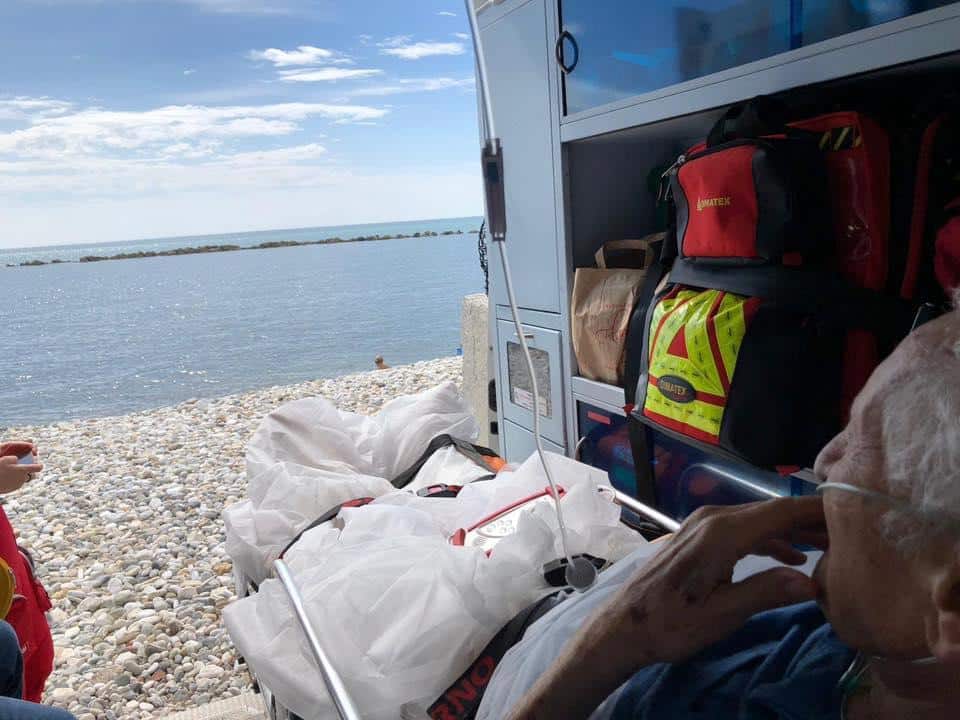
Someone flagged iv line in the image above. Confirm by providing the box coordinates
[464,0,596,591]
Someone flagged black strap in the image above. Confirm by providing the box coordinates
[669,260,832,307]
[623,239,670,407]
[668,260,914,335]
[278,497,376,558]
[425,589,572,720]
[391,434,500,489]
[625,240,673,507]
[627,416,658,507]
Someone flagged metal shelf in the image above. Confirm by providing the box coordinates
[570,376,625,412]
[560,4,960,143]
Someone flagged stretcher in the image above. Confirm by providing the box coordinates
[237,489,680,720]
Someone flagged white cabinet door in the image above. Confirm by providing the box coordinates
[497,319,565,446]
[481,0,561,313]
[502,419,566,464]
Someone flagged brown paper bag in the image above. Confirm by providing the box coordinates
[571,267,647,386]
[594,232,664,269]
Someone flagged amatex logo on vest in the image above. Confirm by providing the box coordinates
[657,375,696,404]
[696,196,732,211]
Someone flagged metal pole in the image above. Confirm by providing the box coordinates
[613,490,682,533]
[273,559,362,720]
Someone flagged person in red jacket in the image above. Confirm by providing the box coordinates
[0,443,55,704]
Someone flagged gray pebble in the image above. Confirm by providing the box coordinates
[7,358,463,717]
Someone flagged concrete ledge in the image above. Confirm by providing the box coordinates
[461,293,490,447]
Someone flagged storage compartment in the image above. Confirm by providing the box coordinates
[563,53,960,493]
[649,428,817,522]
[501,419,566,464]
[573,402,819,523]
[575,402,635,496]
[564,52,960,274]
[557,0,959,117]
[496,319,566,445]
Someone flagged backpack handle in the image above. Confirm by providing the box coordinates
[706,96,791,147]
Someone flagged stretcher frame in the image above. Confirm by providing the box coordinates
[237,490,680,720]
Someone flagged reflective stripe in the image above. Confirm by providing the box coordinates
[644,288,754,443]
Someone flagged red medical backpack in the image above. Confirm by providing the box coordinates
[0,506,54,702]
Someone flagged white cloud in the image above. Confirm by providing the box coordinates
[248,45,353,68]
[183,69,197,76]
[453,32,470,40]
[216,143,328,165]
[438,10,456,16]
[0,97,73,120]
[380,35,413,47]
[277,67,383,83]
[0,102,388,159]
[379,40,465,61]
[349,77,475,96]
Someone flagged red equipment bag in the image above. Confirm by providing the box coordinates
[901,111,960,303]
[0,507,53,702]
[668,101,832,266]
[789,112,891,413]
[935,199,960,293]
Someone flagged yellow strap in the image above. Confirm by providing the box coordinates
[0,558,15,620]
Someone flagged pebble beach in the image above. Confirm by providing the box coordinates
[3,357,463,719]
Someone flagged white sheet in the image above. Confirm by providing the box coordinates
[224,452,647,720]
[223,381,479,583]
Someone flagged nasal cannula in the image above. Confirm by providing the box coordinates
[464,0,597,592]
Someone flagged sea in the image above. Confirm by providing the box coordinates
[0,217,485,427]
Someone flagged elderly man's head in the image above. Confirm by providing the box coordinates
[813,297,960,663]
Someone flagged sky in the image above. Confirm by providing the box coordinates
[0,0,483,248]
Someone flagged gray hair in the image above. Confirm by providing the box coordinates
[881,289,960,552]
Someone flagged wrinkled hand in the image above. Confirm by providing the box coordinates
[0,441,43,494]
[605,497,826,666]
[508,497,827,720]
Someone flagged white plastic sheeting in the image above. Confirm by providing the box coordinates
[223,381,479,584]
[224,452,646,720]
[475,549,824,720]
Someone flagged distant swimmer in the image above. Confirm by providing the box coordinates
[375,355,390,370]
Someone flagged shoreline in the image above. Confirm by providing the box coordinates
[5,357,463,719]
[5,228,479,268]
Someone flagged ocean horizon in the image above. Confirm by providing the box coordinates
[1,216,485,427]
[0,216,483,267]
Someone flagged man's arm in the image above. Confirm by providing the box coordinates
[507,497,827,720]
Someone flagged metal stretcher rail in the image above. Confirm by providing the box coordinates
[273,560,363,720]
[612,489,682,532]
[272,490,678,720]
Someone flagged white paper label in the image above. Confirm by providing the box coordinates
[512,387,549,417]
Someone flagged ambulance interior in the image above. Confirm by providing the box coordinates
[225,3,960,718]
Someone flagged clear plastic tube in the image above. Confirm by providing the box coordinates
[496,239,575,568]
[467,0,594,591]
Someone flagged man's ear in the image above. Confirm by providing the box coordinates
[927,554,960,662]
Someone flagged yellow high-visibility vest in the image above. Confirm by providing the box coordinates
[643,287,756,444]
